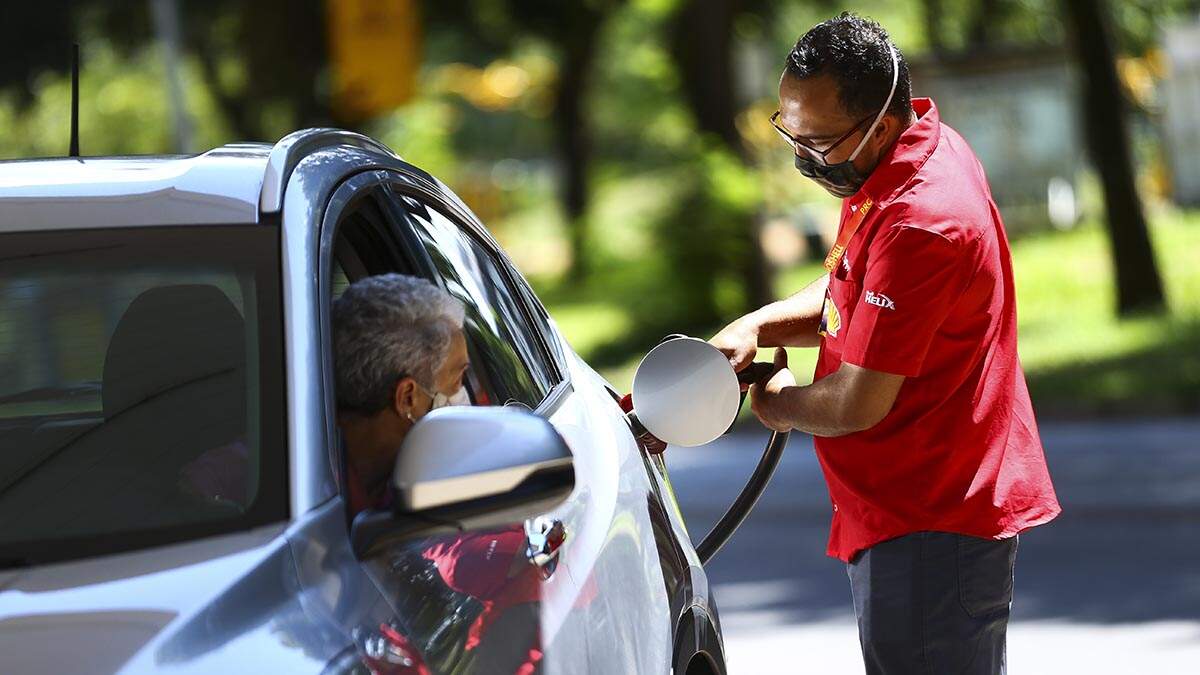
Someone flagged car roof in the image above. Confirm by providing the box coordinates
[0,144,273,232]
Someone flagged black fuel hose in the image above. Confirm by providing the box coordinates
[648,335,791,565]
[695,429,789,564]
[695,362,790,564]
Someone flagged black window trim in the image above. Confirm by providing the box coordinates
[381,173,568,375]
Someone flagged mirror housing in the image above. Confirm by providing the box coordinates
[393,406,573,510]
[351,406,575,559]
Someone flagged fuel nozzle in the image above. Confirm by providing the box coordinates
[736,361,777,389]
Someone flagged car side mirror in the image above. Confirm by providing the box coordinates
[351,406,575,559]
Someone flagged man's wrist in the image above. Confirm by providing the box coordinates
[741,310,766,343]
[762,384,803,433]
[781,384,805,427]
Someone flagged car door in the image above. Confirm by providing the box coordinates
[490,241,717,674]
[287,170,458,675]
[276,149,566,675]
[322,186,561,674]
[382,191,676,674]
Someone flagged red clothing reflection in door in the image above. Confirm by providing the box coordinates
[422,527,598,674]
[423,529,543,670]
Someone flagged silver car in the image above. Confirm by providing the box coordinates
[0,130,728,674]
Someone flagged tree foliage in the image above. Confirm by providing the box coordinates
[0,0,1193,332]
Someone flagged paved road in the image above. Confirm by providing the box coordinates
[664,419,1200,674]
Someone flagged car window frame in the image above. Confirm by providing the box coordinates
[316,172,436,511]
[395,198,550,404]
[316,168,573,464]
[504,252,569,378]
[380,180,572,415]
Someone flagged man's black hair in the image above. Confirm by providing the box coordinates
[785,13,912,120]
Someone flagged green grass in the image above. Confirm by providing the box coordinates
[542,206,1200,417]
[1010,210,1200,416]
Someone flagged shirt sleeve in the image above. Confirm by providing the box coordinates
[840,224,970,377]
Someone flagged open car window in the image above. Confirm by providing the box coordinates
[395,197,557,409]
[0,226,287,566]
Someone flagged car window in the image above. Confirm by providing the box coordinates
[0,226,287,566]
[396,197,556,408]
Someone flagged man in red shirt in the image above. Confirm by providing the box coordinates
[711,13,1060,674]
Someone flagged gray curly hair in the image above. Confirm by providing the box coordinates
[332,274,466,414]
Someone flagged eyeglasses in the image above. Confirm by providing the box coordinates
[769,110,876,164]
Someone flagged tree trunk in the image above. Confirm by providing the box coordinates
[192,43,257,141]
[185,0,329,141]
[670,0,773,311]
[243,0,330,131]
[553,18,601,285]
[968,0,1003,50]
[1061,0,1166,316]
[921,0,948,57]
[671,0,744,154]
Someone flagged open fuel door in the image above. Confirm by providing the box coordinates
[625,336,790,564]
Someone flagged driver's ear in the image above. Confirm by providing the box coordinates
[393,377,421,419]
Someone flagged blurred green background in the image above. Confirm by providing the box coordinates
[1,0,1197,417]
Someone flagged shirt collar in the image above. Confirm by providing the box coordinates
[853,98,940,208]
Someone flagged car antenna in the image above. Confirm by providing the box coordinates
[69,43,80,158]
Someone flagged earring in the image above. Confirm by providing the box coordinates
[405,411,416,423]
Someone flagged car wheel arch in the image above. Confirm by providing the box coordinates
[673,604,726,675]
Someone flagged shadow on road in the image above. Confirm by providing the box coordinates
[666,420,1200,628]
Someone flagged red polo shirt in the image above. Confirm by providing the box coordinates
[813,98,1061,562]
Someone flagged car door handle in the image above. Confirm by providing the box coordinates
[524,516,567,578]
[353,621,430,674]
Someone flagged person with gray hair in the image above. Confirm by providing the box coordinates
[332,273,471,513]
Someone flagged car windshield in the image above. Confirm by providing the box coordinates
[0,225,287,567]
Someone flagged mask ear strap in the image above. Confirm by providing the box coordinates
[847,46,899,161]
[408,379,436,419]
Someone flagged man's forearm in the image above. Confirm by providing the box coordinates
[773,378,863,437]
[748,275,828,348]
[755,363,906,438]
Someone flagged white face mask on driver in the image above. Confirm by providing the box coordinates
[416,381,470,414]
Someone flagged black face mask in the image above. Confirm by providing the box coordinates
[794,152,869,199]
[789,45,900,199]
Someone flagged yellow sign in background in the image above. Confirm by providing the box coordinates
[326,0,420,122]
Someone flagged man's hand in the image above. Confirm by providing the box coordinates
[710,275,830,370]
[749,348,798,432]
[710,318,760,373]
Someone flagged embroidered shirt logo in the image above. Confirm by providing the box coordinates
[864,290,895,310]
[818,294,842,338]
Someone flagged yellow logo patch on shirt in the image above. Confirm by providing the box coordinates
[818,293,842,338]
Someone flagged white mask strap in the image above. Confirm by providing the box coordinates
[847,46,899,162]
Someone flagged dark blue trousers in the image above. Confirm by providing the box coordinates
[846,532,1018,675]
